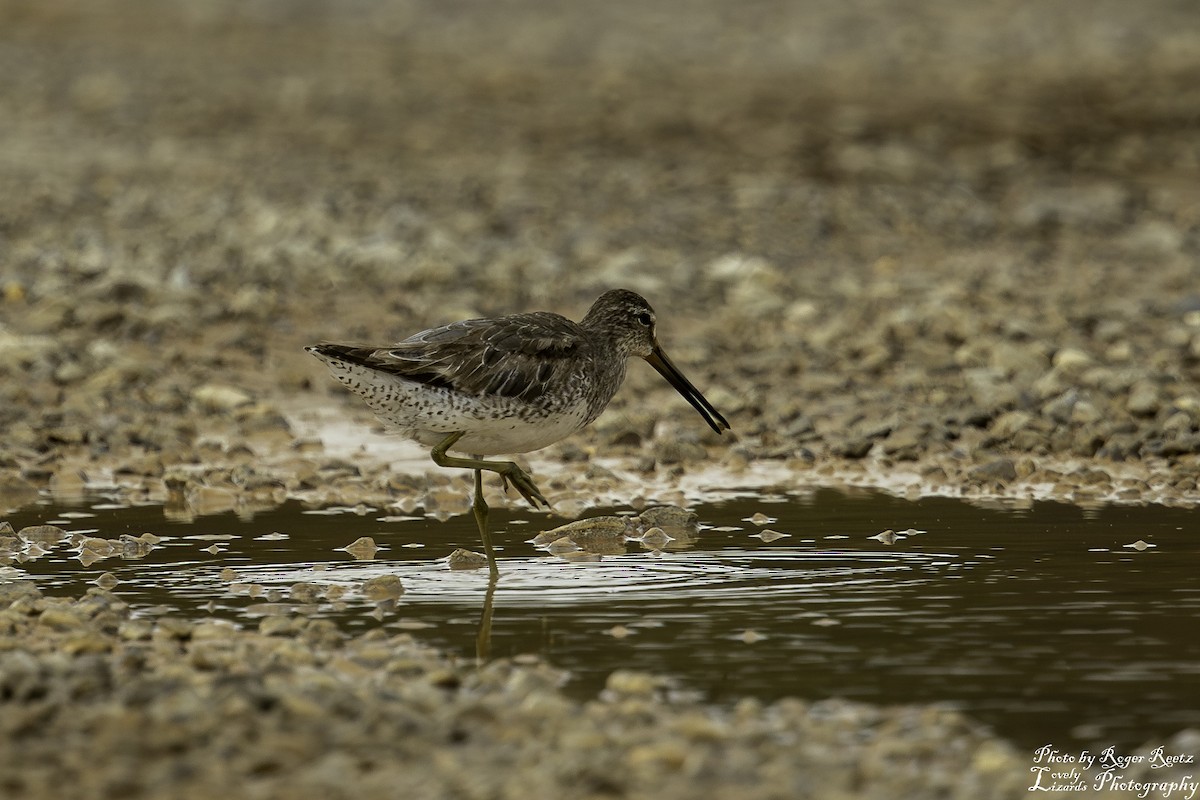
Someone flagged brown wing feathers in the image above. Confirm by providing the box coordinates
[310,312,586,403]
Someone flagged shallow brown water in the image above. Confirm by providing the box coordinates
[4,489,1198,750]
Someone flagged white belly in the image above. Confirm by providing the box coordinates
[322,357,593,456]
[408,406,591,455]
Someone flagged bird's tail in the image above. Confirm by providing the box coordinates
[304,342,379,367]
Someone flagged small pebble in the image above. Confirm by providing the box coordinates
[18,525,68,545]
[290,582,322,603]
[544,536,581,556]
[637,506,699,533]
[80,538,117,556]
[447,548,489,570]
[393,619,434,631]
[605,670,661,697]
[638,526,672,550]
[558,551,603,563]
[118,534,154,558]
[340,536,380,560]
[192,383,253,411]
[969,458,1018,484]
[362,575,405,600]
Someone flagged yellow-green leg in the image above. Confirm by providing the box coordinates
[476,570,497,662]
[430,431,550,510]
[472,468,499,579]
[431,431,550,579]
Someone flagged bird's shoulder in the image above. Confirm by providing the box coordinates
[399,311,585,357]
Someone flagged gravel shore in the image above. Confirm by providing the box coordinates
[2,0,1199,796]
[0,581,1032,800]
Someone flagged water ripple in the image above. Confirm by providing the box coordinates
[195,547,963,607]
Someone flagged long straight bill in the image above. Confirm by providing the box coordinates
[644,346,731,435]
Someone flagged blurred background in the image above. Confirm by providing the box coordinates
[2,0,1199,471]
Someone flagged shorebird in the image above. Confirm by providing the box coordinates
[306,288,730,577]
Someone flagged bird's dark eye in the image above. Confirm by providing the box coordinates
[636,312,653,327]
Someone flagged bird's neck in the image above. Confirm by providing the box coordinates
[584,340,630,422]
